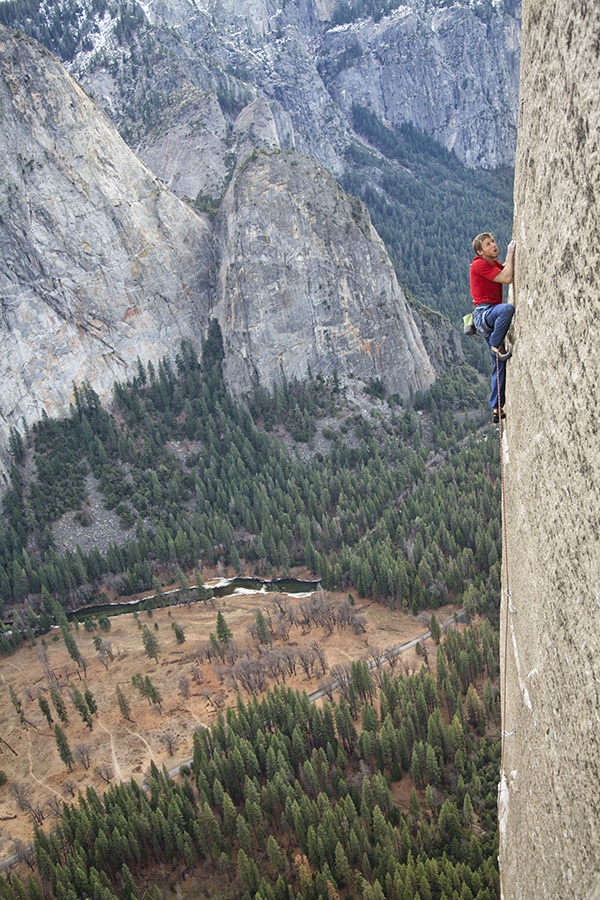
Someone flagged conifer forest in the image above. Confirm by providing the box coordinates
[0,314,506,899]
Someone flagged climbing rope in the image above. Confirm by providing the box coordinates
[496,353,514,777]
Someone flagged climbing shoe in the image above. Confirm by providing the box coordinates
[491,344,512,361]
[492,409,506,424]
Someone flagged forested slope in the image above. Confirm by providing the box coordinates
[0,324,500,644]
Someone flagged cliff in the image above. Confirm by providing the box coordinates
[318,2,521,168]
[500,2,600,898]
[0,26,214,447]
[0,25,434,470]
[214,150,434,397]
[4,0,521,204]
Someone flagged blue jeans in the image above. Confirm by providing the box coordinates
[473,303,515,410]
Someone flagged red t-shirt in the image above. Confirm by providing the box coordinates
[470,257,504,306]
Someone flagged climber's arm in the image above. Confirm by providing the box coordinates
[493,240,516,284]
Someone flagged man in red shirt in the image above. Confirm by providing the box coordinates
[470,233,516,422]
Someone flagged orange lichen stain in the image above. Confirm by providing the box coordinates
[361,339,374,355]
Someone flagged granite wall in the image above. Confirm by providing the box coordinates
[499,2,600,897]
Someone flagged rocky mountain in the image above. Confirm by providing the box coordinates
[1,0,521,207]
[214,149,434,396]
[0,24,434,472]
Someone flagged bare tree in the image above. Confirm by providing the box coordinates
[322,605,337,636]
[46,795,64,819]
[309,641,328,676]
[330,663,352,698]
[77,656,88,678]
[317,675,337,702]
[350,613,367,634]
[202,689,227,710]
[160,733,178,756]
[223,640,241,665]
[62,779,77,797]
[365,647,385,687]
[95,764,113,784]
[230,658,268,694]
[214,663,225,684]
[281,646,298,676]
[262,649,286,684]
[336,600,353,629]
[178,675,190,700]
[201,689,226,710]
[190,665,203,685]
[100,639,115,660]
[12,785,45,826]
[269,599,291,641]
[12,839,36,870]
[385,647,400,673]
[268,596,289,617]
[298,647,317,679]
[37,644,54,682]
[74,743,92,770]
[296,600,313,635]
[12,782,33,813]
[272,613,291,642]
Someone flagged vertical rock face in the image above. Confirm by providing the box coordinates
[501,2,600,898]
[214,151,435,399]
[319,4,521,168]
[0,26,214,455]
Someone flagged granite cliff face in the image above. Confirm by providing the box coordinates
[500,2,600,898]
[318,3,521,168]
[37,0,521,203]
[0,26,214,447]
[0,25,434,469]
[214,151,434,397]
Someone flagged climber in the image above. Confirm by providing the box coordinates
[470,233,516,423]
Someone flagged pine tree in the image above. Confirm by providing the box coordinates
[9,684,25,727]
[49,684,68,724]
[116,686,133,722]
[84,688,97,716]
[334,841,351,886]
[71,685,93,729]
[171,622,185,644]
[266,835,286,873]
[60,624,81,663]
[38,694,53,726]
[237,848,260,894]
[8,427,25,465]
[141,625,161,662]
[54,724,74,771]
[215,611,233,644]
[255,609,271,645]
